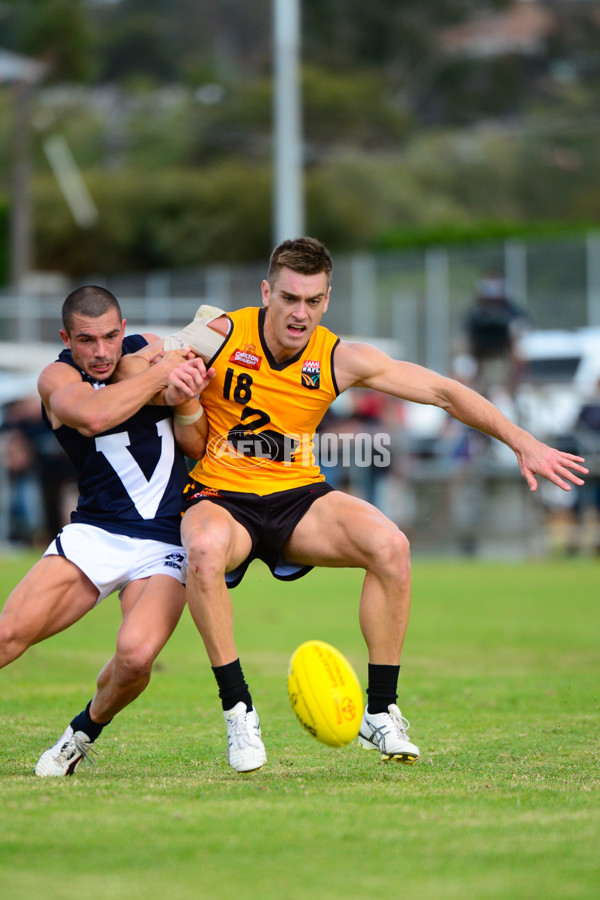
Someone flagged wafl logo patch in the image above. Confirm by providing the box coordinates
[301,359,321,390]
[229,344,261,370]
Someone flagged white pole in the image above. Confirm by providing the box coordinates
[273,0,304,244]
[42,134,99,229]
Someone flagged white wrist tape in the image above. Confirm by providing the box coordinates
[163,304,227,361]
[174,404,204,426]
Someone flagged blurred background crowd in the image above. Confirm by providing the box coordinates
[1,0,600,556]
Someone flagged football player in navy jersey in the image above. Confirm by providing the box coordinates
[0,285,216,776]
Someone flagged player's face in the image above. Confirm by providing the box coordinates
[60,311,126,381]
[261,267,330,361]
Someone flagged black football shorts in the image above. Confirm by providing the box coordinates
[182,479,334,587]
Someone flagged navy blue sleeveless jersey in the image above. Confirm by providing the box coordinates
[41,335,188,544]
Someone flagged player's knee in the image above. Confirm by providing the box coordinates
[0,614,31,664]
[186,527,230,577]
[114,636,155,683]
[368,526,411,581]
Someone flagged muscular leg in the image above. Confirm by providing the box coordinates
[284,491,419,763]
[0,555,99,668]
[284,491,412,665]
[34,571,186,777]
[183,491,415,768]
[88,574,186,724]
[182,491,410,667]
[181,502,253,666]
[182,503,266,773]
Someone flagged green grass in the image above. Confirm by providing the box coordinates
[0,552,598,900]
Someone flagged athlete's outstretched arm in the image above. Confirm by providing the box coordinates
[333,340,588,494]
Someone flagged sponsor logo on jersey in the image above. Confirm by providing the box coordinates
[229,344,262,370]
[190,485,222,500]
[164,551,185,570]
[301,359,321,390]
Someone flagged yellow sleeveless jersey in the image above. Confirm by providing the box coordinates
[189,306,340,494]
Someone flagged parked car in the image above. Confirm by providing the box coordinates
[513,327,600,442]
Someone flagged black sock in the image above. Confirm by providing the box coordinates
[212,659,253,712]
[366,663,400,714]
[70,700,111,742]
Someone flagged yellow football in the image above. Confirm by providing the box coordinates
[287,640,364,747]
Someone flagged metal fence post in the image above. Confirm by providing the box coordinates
[393,292,418,362]
[425,248,449,374]
[505,239,528,307]
[586,231,600,327]
[206,265,232,311]
[145,272,171,324]
[350,253,377,338]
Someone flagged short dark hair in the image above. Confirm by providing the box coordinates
[268,237,333,287]
[62,285,122,334]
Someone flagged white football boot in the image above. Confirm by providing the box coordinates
[35,725,96,777]
[358,704,420,764]
[223,702,267,773]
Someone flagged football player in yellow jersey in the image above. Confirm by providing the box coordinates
[180,237,588,773]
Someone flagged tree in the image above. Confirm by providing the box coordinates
[1,0,96,81]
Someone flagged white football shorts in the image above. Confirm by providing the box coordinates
[43,523,188,604]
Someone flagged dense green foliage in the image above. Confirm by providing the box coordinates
[0,200,8,283]
[2,1,600,274]
[0,554,598,899]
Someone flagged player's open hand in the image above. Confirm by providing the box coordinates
[515,436,588,492]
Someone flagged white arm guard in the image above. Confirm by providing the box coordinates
[163,304,227,362]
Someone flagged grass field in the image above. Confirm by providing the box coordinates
[0,551,598,900]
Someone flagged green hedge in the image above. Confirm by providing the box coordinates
[21,155,600,278]
[0,199,8,286]
[376,219,600,251]
[32,164,275,275]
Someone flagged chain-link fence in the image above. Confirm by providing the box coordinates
[2,232,600,364]
[1,232,599,556]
